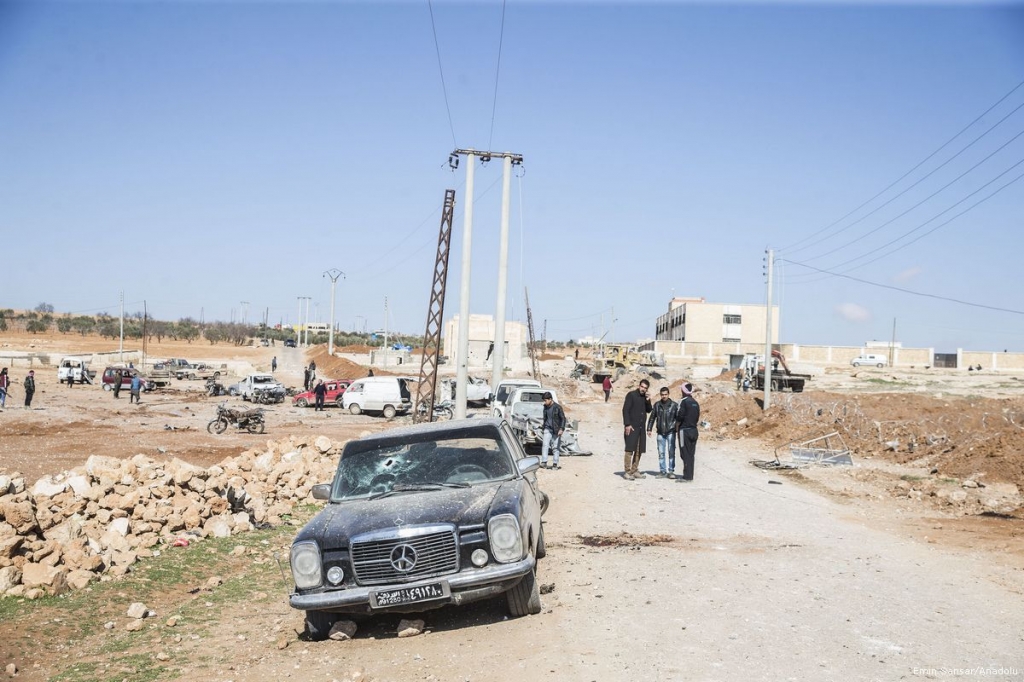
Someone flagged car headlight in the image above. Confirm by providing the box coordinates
[290,541,323,589]
[488,514,523,563]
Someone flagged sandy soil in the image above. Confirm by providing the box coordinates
[1,332,1023,680]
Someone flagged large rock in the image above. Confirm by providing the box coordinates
[204,516,232,538]
[328,620,358,641]
[21,563,67,594]
[32,476,68,498]
[0,500,37,534]
[0,475,12,497]
[0,536,21,560]
[315,436,333,454]
[66,475,91,498]
[67,569,97,590]
[108,517,130,537]
[0,566,21,592]
[84,455,124,480]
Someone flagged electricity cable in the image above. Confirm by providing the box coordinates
[780,78,1024,254]
[487,0,508,150]
[427,0,458,149]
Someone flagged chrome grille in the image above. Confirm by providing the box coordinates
[350,528,459,585]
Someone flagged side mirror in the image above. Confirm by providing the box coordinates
[517,456,540,476]
[311,483,331,501]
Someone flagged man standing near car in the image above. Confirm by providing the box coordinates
[540,391,566,470]
[112,369,122,399]
[622,379,652,480]
[646,386,678,478]
[271,356,277,372]
[675,383,701,483]
[23,370,35,408]
[313,380,327,411]
[129,373,142,404]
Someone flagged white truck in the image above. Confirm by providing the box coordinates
[229,373,286,402]
[490,378,542,420]
[58,357,94,385]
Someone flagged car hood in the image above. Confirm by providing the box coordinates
[297,481,511,550]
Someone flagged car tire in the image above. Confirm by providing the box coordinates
[877,363,884,368]
[852,362,860,367]
[506,564,541,617]
[214,371,221,379]
[535,525,546,560]
[349,404,362,416]
[335,397,344,408]
[383,405,397,420]
[304,611,337,642]
[229,388,238,396]
[102,384,112,392]
[296,398,308,408]
[188,373,197,380]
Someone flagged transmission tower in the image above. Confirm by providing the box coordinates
[414,189,457,423]
[524,287,540,380]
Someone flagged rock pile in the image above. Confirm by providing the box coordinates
[0,434,340,598]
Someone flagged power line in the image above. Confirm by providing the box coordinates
[487,0,508,150]
[779,78,1024,254]
[780,260,1024,316]
[427,0,458,149]
[788,99,1024,258]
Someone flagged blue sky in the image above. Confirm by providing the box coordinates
[1,1,1022,352]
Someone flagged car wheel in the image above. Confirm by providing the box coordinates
[349,404,362,416]
[535,525,546,560]
[852,362,860,367]
[188,373,197,380]
[102,384,112,392]
[506,564,541,617]
[877,363,884,368]
[214,371,221,379]
[538,490,550,516]
[304,611,337,642]
[296,398,308,408]
[229,388,238,396]
[383,405,397,420]
[335,397,344,408]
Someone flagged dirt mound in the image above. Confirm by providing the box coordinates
[703,390,1024,490]
[579,532,675,547]
[308,346,403,380]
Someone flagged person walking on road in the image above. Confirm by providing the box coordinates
[621,379,652,480]
[647,386,679,478]
[602,375,612,403]
[129,374,142,404]
[271,356,277,372]
[0,368,9,408]
[675,383,701,482]
[540,391,567,470]
[313,380,327,411]
[23,370,35,408]
[303,367,311,391]
[112,369,123,399]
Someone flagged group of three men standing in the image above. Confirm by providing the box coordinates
[622,379,700,481]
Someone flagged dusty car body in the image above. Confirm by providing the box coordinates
[507,387,559,446]
[293,380,352,408]
[100,367,154,392]
[289,418,548,640]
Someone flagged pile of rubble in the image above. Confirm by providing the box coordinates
[0,434,341,599]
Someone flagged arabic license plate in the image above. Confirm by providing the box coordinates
[371,582,449,608]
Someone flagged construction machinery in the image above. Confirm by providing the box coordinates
[740,349,810,393]
[574,344,663,383]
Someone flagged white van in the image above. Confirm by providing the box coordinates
[491,378,542,419]
[58,357,92,385]
[851,354,888,368]
[342,376,415,419]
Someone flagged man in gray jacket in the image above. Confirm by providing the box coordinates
[646,386,679,478]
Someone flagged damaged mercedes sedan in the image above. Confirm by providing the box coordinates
[289,418,549,640]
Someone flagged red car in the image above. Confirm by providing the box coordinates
[292,380,351,408]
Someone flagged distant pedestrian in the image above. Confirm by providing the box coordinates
[575,348,579,360]
[742,377,750,393]
[368,369,375,377]
[67,367,74,388]
[271,356,277,372]
[621,379,652,480]
[313,380,327,411]
[0,368,8,408]
[675,383,701,483]
[24,370,35,408]
[602,375,612,403]
[647,386,678,478]
[112,369,123,399]
[130,374,142,404]
[540,392,566,470]
[303,367,311,391]
[486,342,495,361]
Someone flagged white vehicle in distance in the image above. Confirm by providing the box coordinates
[851,354,888,368]
[491,378,542,419]
[507,386,559,446]
[342,376,415,419]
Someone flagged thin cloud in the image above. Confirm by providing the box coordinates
[894,266,922,283]
[836,303,871,323]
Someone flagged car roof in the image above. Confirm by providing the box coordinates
[354,417,505,444]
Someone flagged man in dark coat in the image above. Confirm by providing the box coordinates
[24,370,36,408]
[621,379,652,479]
[313,380,327,411]
[675,382,701,482]
[303,367,311,391]
[112,369,122,399]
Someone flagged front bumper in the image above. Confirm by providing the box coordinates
[289,554,536,614]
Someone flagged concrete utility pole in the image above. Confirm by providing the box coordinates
[383,296,390,368]
[324,269,345,356]
[448,148,524,419]
[491,154,513,391]
[241,301,250,326]
[119,290,124,363]
[304,298,312,347]
[296,298,303,340]
[763,248,775,411]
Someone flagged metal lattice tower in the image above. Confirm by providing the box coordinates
[524,287,540,380]
[414,189,457,422]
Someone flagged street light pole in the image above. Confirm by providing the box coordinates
[324,269,345,355]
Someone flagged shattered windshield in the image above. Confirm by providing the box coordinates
[331,434,515,501]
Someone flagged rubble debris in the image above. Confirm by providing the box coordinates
[397,618,425,638]
[328,620,358,641]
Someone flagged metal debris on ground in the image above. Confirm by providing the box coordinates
[751,431,854,470]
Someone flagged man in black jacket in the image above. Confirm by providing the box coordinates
[23,370,35,408]
[646,386,679,478]
[622,379,652,479]
[313,380,327,411]
[540,391,566,470]
[675,383,701,482]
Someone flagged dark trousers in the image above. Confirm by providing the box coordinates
[679,428,698,480]
[315,396,325,411]
[113,385,121,399]
[24,390,34,407]
[603,390,610,402]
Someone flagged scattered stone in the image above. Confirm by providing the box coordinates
[124,619,144,632]
[104,621,115,630]
[315,436,333,454]
[539,583,556,595]
[5,663,16,677]
[962,480,979,489]
[155,652,169,661]
[328,620,358,641]
[166,615,181,627]
[204,576,224,590]
[126,602,148,619]
[396,619,425,638]
[276,636,290,650]
[230,546,247,556]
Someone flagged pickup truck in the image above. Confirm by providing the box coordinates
[58,357,95,385]
[146,364,174,388]
[174,363,226,381]
[507,387,559,447]
[228,373,286,402]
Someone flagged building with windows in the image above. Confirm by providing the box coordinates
[655,297,778,344]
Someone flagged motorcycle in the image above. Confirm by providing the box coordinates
[415,398,455,422]
[251,386,286,405]
[207,404,266,434]
[206,378,227,397]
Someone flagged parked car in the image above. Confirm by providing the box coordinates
[228,373,286,401]
[293,380,352,408]
[342,376,415,419]
[58,357,94,385]
[852,354,888,368]
[284,339,298,348]
[439,376,492,406]
[507,387,559,446]
[491,378,542,419]
[288,417,549,640]
[100,367,153,392]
